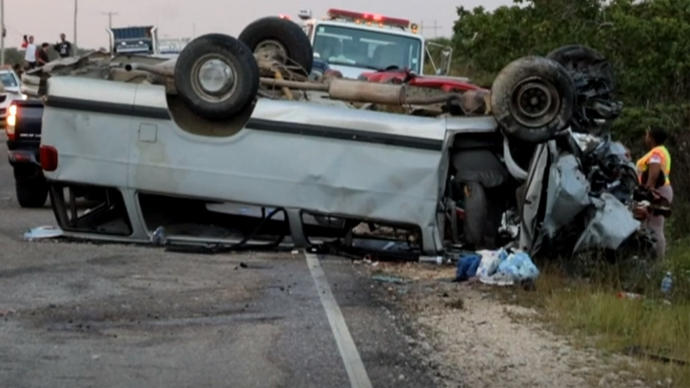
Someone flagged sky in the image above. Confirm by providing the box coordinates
[2,0,513,49]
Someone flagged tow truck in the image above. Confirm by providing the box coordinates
[297,9,452,79]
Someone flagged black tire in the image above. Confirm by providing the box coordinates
[547,45,614,89]
[491,56,575,143]
[547,45,619,130]
[16,176,48,208]
[463,181,488,248]
[239,17,313,74]
[175,34,259,120]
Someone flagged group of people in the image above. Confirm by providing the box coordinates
[21,33,73,69]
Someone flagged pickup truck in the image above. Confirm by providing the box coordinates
[5,99,48,207]
[28,18,640,257]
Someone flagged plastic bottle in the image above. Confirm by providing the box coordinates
[660,272,673,295]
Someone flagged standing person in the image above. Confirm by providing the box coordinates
[636,127,673,258]
[24,35,37,69]
[36,43,51,67]
[54,33,72,58]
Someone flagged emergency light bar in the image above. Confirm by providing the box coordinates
[327,9,410,29]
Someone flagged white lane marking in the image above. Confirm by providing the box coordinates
[305,253,373,388]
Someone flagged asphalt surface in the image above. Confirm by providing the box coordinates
[0,133,435,387]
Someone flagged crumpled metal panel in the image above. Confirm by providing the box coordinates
[542,154,591,238]
[573,193,640,253]
[518,142,551,253]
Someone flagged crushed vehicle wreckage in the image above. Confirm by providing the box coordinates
[23,16,656,259]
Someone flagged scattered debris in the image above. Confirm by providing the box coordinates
[455,253,481,282]
[23,225,63,241]
[617,292,643,300]
[150,226,168,246]
[476,249,507,282]
[419,256,444,265]
[660,271,673,295]
[372,275,407,284]
[475,249,539,286]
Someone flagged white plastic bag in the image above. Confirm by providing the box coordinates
[497,251,539,282]
[476,249,507,282]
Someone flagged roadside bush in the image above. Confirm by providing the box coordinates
[451,0,690,241]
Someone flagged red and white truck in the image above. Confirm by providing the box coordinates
[298,9,452,79]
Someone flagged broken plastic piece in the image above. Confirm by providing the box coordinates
[419,256,443,265]
[372,275,406,284]
[151,226,168,246]
[23,225,63,241]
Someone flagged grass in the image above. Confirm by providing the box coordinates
[509,238,690,386]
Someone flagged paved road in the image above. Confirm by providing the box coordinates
[0,133,435,387]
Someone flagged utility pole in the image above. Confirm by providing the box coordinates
[73,0,78,52]
[102,11,118,51]
[1,0,5,66]
[420,20,442,39]
[431,20,441,38]
[102,11,118,29]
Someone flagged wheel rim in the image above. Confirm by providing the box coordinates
[255,39,288,62]
[190,54,237,103]
[511,77,561,128]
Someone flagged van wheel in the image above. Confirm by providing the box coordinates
[16,176,48,208]
[463,182,488,248]
[239,17,313,75]
[175,34,259,120]
[491,57,574,143]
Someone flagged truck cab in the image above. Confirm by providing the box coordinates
[108,26,159,55]
[300,9,426,79]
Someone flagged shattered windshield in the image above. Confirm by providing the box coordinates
[312,24,422,73]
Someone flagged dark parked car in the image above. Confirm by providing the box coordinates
[5,99,48,207]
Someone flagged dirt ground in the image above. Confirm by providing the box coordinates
[366,261,655,388]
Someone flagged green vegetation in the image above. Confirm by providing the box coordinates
[532,243,690,386]
[451,1,690,384]
[502,240,690,385]
[450,0,690,233]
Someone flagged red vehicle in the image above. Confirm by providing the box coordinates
[359,69,483,92]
